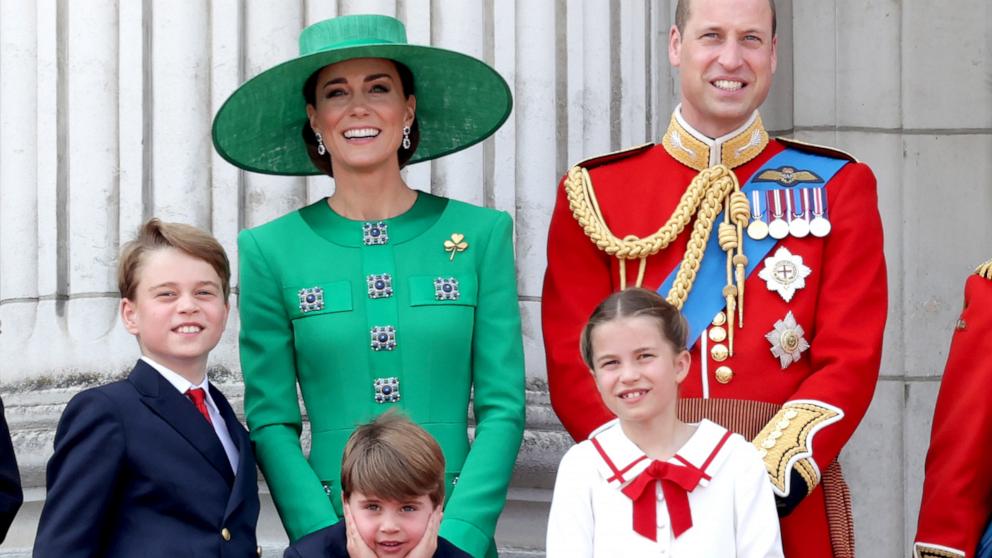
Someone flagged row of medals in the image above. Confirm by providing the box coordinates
[746,187,831,240]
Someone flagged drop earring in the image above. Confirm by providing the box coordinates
[315,130,326,155]
[402,126,411,150]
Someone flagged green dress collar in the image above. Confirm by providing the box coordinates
[299,191,448,247]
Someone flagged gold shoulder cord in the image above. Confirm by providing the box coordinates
[565,164,751,352]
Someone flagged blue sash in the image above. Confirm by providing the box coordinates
[656,148,848,346]
[978,516,992,558]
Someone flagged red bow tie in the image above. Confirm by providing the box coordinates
[621,460,706,541]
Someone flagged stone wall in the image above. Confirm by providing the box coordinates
[1,1,990,556]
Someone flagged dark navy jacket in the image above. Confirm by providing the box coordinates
[0,395,22,542]
[34,360,260,557]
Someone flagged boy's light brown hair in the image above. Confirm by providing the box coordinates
[117,218,231,300]
[341,412,446,507]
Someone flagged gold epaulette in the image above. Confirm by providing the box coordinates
[776,137,859,163]
[976,258,992,280]
[571,143,654,171]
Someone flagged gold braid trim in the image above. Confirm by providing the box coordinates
[752,402,842,495]
[564,164,746,311]
[913,543,966,558]
[976,258,992,280]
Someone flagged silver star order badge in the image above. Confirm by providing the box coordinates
[758,247,811,302]
[766,311,809,369]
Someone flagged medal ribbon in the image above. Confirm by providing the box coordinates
[621,460,706,541]
[656,148,849,345]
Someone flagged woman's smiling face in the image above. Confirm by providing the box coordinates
[306,57,416,176]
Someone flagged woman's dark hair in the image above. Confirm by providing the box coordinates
[579,287,689,369]
[301,60,420,177]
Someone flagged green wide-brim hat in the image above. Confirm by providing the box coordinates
[212,14,512,176]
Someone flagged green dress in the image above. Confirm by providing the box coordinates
[237,192,525,558]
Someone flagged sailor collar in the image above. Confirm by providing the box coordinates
[589,419,732,491]
[661,106,769,171]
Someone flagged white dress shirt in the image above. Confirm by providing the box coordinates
[546,419,783,558]
[141,356,240,473]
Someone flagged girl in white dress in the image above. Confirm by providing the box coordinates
[546,288,783,557]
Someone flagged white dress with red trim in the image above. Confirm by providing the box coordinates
[546,419,783,558]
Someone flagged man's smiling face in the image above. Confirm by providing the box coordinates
[669,0,777,138]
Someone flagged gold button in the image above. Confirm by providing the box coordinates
[708,326,727,343]
[710,343,729,362]
[715,365,733,384]
[956,319,967,330]
[711,311,727,326]
[221,528,231,541]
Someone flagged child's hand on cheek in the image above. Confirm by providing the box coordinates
[406,506,441,558]
[343,498,378,558]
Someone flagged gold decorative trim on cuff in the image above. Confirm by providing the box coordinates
[752,401,843,496]
[794,457,818,493]
[913,542,966,558]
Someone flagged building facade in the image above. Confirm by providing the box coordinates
[1,1,990,555]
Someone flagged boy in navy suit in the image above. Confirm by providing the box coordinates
[34,218,260,558]
[284,413,470,558]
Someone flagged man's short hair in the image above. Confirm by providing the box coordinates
[117,218,231,300]
[675,0,777,36]
[341,412,446,508]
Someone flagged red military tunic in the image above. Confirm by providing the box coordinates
[914,261,992,558]
[542,109,887,558]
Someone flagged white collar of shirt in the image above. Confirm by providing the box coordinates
[590,419,731,490]
[141,356,216,410]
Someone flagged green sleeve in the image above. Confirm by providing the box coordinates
[238,229,337,541]
[438,212,526,558]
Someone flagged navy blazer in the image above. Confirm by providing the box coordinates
[283,521,471,558]
[34,360,260,558]
[0,395,23,542]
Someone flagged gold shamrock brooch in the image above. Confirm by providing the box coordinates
[444,233,468,261]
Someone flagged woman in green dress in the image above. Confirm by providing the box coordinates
[212,14,524,558]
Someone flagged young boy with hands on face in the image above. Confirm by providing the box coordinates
[284,412,469,558]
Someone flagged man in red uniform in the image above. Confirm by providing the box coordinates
[541,0,887,556]
[914,260,992,558]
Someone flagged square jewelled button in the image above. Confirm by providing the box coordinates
[434,277,460,301]
[367,274,393,299]
[370,325,397,351]
[363,221,388,245]
[298,287,324,313]
[373,377,400,403]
